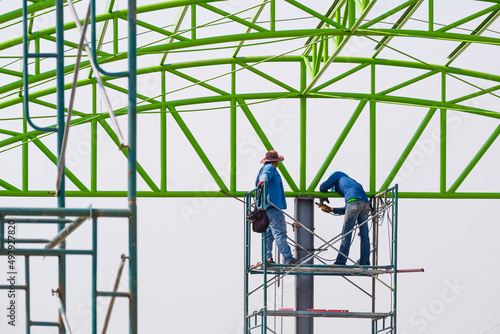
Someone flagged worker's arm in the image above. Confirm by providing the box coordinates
[257,165,273,185]
[332,207,346,215]
[319,173,340,192]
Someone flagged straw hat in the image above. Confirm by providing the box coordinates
[260,150,284,163]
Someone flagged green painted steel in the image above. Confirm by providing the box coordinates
[1,4,500,332]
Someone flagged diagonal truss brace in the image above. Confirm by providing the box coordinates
[302,0,378,95]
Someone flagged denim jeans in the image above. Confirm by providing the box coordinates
[266,207,294,264]
[335,200,371,265]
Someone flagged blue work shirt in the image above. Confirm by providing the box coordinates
[319,171,368,214]
[255,163,287,210]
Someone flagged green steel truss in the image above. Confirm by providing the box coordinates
[1,0,500,199]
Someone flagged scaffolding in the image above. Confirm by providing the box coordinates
[244,185,399,333]
[0,0,138,333]
[0,209,134,333]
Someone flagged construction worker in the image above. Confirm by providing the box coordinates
[319,171,371,266]
[256,150,297,265]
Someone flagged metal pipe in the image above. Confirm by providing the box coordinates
[0,207,130,217]
[56,5,91,196]
[45,216,88,250]
[102,254,129,334]
[92,218,97,334]
[0,249,94,256]
[30,321,60,327]
[0,215,4,251]
[128,1,138,332]
[66,0,127,147]
[25,256,31,334]
[97,291,130,298]
[440,73,447,193]
[53,289,72,334]
[22,0,57,132]
[371,197,379,314]
[5,218,73,224]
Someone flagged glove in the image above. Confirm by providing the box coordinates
[257,180,264,187]
[321,205,333,213]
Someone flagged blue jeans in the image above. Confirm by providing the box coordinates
[335,201,371,265]
[266,207,294,264]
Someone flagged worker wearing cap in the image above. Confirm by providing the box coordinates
[255,150,297,265]
[319,171,371,266]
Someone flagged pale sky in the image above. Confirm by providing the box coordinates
[1,0,500,333]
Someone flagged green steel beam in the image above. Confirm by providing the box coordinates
[372,0,424,57]
[237,98,299,192]
[370,64,376,192]
[303,0,378,93]
[0,179,21,191]
[436,3,500,33]
[197,2,269,33]
[440,73,447,194]
[307,100,367,191]
[2,190,500,199]
[4,56,500,102]
[378,108,437,191]
[310,63,369,92]
[31,136,90,192]
[136,19,190,42]
[97,119,161,193]
[159,5,190,64]
[2,2,500,201]
[236,62,298,93]
[284,0,345,29]
[165,68,229,95]
[168,105,229,192]
[300,60,306,191]
[359,0,419,29]
[448,123,500,193]
[230,63,236,192]
[446,8,500,65]
[161,70,167,192]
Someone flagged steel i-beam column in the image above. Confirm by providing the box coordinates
[128,0,138,333]
[55,1,66,333]
[294,196,314,334]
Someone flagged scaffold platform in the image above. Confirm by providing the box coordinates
[250,263,394,276]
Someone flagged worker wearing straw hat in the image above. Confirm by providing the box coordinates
[256,150,297,265]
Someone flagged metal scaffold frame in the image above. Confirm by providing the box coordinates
[244,185,399,333]
[0,209,132,333]
[0,0,138,333]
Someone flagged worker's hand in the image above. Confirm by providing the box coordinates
[320,205,333,213]
[257,180,264,187]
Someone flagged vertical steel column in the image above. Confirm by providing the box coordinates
[25,256,31,334]
[370,64,376,193]
[128,1,138,333]
[371,197,379,333]
[55,1,66,333]
[294,196,314,334]
[230,63,237,192]
[393,186,399,333]
[244,194,250,333]
[92,217,97,334]
[440,73,447,194]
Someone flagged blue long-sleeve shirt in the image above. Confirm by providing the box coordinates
[319,171,368,215]
[255,163,287,210]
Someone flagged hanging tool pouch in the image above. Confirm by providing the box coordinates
[247,187,270,233]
